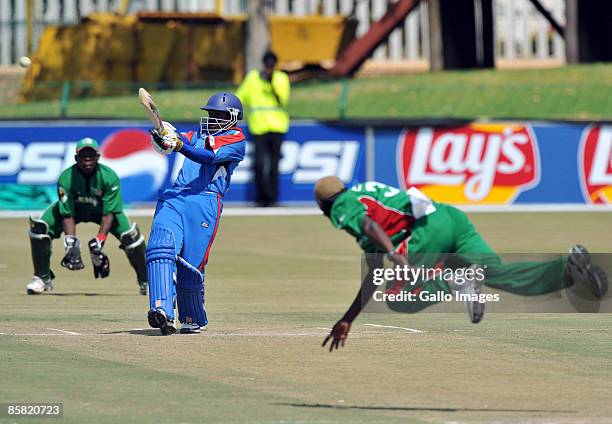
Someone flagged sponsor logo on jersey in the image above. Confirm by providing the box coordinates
[58,186,68,203]
[396,123,540,204]
[99,129,168,203]
[579,125,612,204]
[75,195,99,207]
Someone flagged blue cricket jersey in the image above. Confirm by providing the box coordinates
[162,128,246,198]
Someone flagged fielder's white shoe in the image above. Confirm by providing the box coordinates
[567,245,608,299]
[26,275,53,295]
[448,264,485,324]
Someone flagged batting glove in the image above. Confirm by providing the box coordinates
[150,121,183,155]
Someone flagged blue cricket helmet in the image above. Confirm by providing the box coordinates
[200,92,243,120]
[200,92,243,136]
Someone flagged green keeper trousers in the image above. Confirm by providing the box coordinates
[39,201,133,239]
[31,201,136,281]
[386,203,570,313]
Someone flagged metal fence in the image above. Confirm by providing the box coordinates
[1,0,565,66]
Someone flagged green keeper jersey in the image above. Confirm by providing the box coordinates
[57,164,123,218]
[330,182,417,253]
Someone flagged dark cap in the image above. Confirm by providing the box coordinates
[262,50,278,66]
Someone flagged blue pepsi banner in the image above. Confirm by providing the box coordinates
[0,121,366,205]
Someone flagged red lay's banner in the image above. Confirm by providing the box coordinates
[580,125,612,204]
[396,123,540,204]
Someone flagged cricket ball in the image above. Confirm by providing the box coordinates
[19,56,31,68]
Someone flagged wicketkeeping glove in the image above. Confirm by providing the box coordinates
[150,121,183,155]
[60,235,85,271]
[88,236,110,279]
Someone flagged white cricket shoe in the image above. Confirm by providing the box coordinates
[26,275,53,295]
[448,264,485,324]
[567,245,608,299]
[180,323,203,334]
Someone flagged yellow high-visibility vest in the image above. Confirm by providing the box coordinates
[236,69,290,135]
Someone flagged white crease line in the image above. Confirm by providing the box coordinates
[47,328,81,335]
[2,328,424,338]
[364,323,423,333]
[203,332,323,337]
[552,328,612,331]
[0,332,365,338]
[2,333,74,336]
[1,329,81,336]
[125,328,328,337]
[1,331,333,338]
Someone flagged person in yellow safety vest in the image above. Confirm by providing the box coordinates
[236,50,291,207]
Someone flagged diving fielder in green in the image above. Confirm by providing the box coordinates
[314,177,608,352]
[26,138,148,295]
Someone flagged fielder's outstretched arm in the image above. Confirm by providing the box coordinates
[323,257,380,352]
[362,216,409,266]
[323,216,408,352]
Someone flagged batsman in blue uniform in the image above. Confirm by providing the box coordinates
[146,92,246,335]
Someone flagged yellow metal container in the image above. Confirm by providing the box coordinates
[20,13,356,101]
[269,15,356,64]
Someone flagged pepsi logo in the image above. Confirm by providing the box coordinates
[99,129,168,203]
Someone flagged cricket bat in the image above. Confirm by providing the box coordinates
[138,88,163,133]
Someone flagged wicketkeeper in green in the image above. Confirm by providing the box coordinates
[26,138,148,295]
[314,176,608,352]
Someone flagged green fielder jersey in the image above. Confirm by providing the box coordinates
[57,164,123,218]
[330,182,416,253]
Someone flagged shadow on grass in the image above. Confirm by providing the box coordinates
[102,328,165,337]
[277,403,576,414]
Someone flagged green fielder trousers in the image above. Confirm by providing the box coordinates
[385,203,569,313]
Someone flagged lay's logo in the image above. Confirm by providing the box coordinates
[579,125,612,204]
[397,123,540,204]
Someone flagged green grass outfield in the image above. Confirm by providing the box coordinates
[3,63,612,121]
[1,212,612,423]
